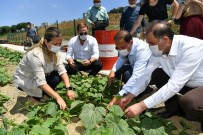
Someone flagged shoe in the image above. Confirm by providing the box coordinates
[156,110,178,118]
[201,122,203,132]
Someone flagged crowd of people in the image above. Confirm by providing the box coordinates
[14,0,203,132]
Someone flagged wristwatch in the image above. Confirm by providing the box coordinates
[66,86,73,91]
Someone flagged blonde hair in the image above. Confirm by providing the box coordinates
[27,27,62,65]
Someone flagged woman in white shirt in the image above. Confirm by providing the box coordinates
[14,27,75,110]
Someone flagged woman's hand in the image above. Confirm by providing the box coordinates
[67,90,76,100]
[56,97,67,110]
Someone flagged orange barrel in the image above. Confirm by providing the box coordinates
[95,30,118,70]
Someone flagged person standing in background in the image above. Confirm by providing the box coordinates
[130,0,179,35]
[26,22,37,45]
[86,0,109,37]
[175,0,203,39]
[120,0,146,38]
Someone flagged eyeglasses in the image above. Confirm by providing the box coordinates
[80,32,87,36]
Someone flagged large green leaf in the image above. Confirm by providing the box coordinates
[79,103,106,129]
[30,125,50,135]
[70,100,84,115]
[7,128,26,135]
[108,105,124,117]
[141,118,168,135]
[0,128,7,135]
[45,102,58,117]
[105,114,134,135]
[126,117,142,134]
[41,118,57,128]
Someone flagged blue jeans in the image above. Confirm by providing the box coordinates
[115,64,133,83]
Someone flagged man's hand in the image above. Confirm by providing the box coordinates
[118,93,135,110]
[66,90,76,100]
[108,71,115,86]
[82,60,91,66]
[125,101,147,118]
[107,97,117,108]
[91,22,96,28]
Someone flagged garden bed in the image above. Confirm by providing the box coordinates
[0,46,202,135]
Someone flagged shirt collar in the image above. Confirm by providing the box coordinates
[129,43,135,56]
[168,35,178,56]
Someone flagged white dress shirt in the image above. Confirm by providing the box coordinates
[66,35,99,60]
[128,35,203,108]
[111,38,152,96]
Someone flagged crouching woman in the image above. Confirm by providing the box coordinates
[13,27,75,110]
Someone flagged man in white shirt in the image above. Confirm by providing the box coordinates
[66,22,102,76]
[118,22,203,126]
[108,30,151,106]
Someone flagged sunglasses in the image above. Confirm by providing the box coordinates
[80,32,87,36]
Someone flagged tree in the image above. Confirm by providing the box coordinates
[0,26,10,35]
[109,7,124,14]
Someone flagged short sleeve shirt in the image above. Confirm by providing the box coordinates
[139,0,174,22]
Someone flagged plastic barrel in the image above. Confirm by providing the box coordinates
[95,30,118,70]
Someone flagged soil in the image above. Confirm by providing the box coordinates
[0,63,202,135]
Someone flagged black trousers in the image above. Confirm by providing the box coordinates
[151,68,203,122]
[92,27,105,37]
[65,60,103,76]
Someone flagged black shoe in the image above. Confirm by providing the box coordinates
[157,110,178,118]
[201,122,203,132]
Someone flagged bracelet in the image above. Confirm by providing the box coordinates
[66,86,73,91]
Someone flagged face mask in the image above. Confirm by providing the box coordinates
[118,49,130,57]
[94,3,101,8]
[149,45,163,57]
[79,35,87,40]
[49,45,61,53]
[129,4,136,8]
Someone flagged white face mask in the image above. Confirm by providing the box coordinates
[49,45,61,53]
[129,4,136,8]
[79,35,87,40]
[94,3,101,8]
[149,45,163,57]
[118,49,130,57]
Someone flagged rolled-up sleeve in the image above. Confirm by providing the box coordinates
[91,38,99,59]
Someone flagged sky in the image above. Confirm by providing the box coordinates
[0,0,128,27]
